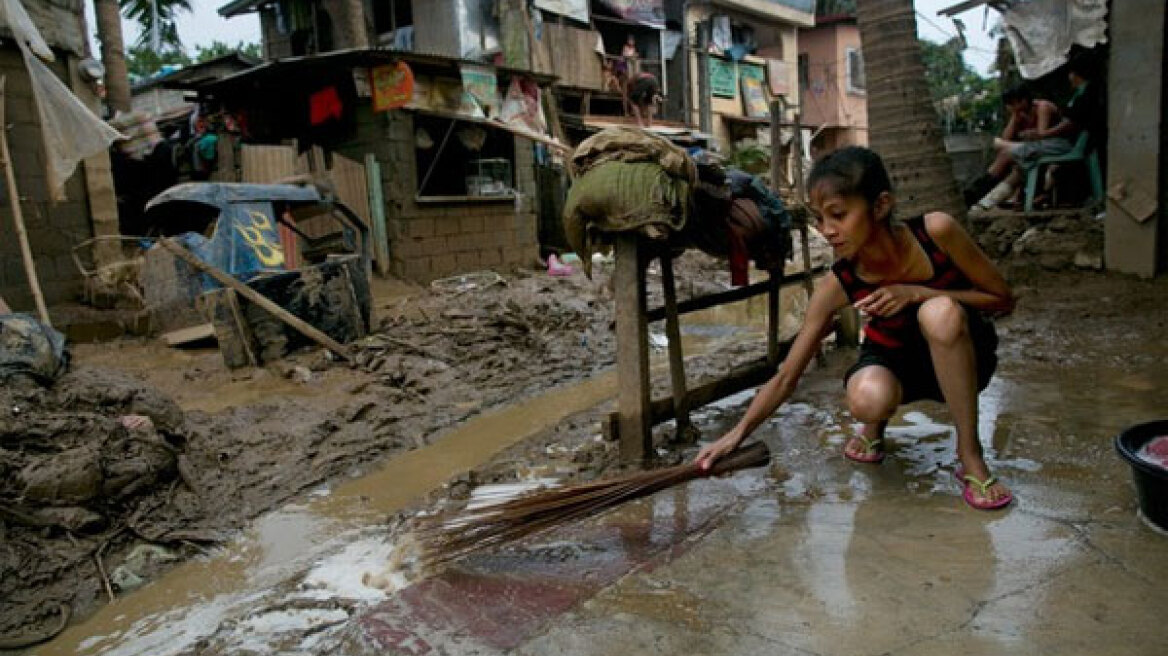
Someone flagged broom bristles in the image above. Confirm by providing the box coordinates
[414,442,771,567]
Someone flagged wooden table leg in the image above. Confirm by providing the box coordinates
[615,235,651,463]
[659,249,697,443]
[767,268,782,367]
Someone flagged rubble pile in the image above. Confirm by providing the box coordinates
[359,271,618,400]
[972,210,1104,270]
[0,368,188,641]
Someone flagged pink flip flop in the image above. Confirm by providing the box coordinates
[844,436,885,464]
[954,466,1013,510]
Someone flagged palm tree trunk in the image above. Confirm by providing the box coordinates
[324,0,369,49]
[856,0,965,222]
[94,0,131,114]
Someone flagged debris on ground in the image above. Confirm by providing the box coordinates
[0,251,750,639]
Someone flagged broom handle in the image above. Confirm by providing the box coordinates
[702,441,771,477]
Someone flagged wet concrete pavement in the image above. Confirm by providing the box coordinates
[36,275,1168,656]
[342,346,1168,655]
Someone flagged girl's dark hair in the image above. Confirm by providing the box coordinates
[807,146,893,205]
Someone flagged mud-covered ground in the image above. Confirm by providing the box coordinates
[4,241,1167,648]
[0,252,747,644]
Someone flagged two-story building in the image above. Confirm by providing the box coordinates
[797,0,868,157]
[683,0,815,153]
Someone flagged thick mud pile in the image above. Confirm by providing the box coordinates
[0,368,187,645]
[0,255,733,644]
[0,251,801,645]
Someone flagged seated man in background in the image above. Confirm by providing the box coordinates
[974,54,1103,211]
[964,84,1059,207]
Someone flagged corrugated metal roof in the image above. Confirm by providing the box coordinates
[218,0,266,18]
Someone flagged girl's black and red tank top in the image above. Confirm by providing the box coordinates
[830,215,973,348]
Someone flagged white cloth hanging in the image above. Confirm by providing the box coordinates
[0,0,123,200]
[1001,0,1109,79]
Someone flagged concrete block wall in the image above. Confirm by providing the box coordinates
[339,107,540,282]
[0,49,93,311]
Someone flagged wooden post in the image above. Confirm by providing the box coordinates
[767,269,781,366]
[364,154,390,276]
[659,249,695,442]
[767,100,785,367]
[769,99,784,193]
[696,23,712,135]
[614,234,651,463]
[200,287,259,368]
[0,77,51,326]
[790,110,823,363]
[158,238,353,361]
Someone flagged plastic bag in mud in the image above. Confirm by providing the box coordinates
[0,314,70,384]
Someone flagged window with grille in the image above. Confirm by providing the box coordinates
[846,47,865,94]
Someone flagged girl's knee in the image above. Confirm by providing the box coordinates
[918,297,968,346]
[846,371,899,422]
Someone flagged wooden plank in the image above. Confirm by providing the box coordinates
[406,108,570,154]
[340,265,368,339]
[158,238,353,361]
[938,0,992,17]
[770,99,784,197]
[240,144,300,183]
[659,250,695,442]
[767,270,781,366]
[201,288,258,368]
[365,154,391,276]
[644,267,823,322]
[605,350,793,442]
[614,235,651,463]
[161,323,215,347]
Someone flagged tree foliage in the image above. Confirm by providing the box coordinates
[126,46,190,79]
[919,38,1002,134]
[192,41,263,63]
[119,0,192,52]
[126,41,262,80]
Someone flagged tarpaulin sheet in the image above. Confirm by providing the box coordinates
[1002,0,1108,79]
[0,313,69,384]
[597,0,664,29]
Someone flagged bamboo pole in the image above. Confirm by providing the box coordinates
[158,238,353,362]
[0,77,51,326]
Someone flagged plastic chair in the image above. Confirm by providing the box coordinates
[1024,131,1104,211]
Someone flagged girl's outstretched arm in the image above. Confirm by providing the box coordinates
[696,272,849,469]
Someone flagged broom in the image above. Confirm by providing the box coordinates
[413,441,771,568]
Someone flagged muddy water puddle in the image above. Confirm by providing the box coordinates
[40,372,622,655]
[42,292,800,655]
[51,282,1168,654]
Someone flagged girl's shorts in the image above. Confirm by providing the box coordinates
[844,309,998,404]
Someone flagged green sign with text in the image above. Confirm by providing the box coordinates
[709,57,737,98]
